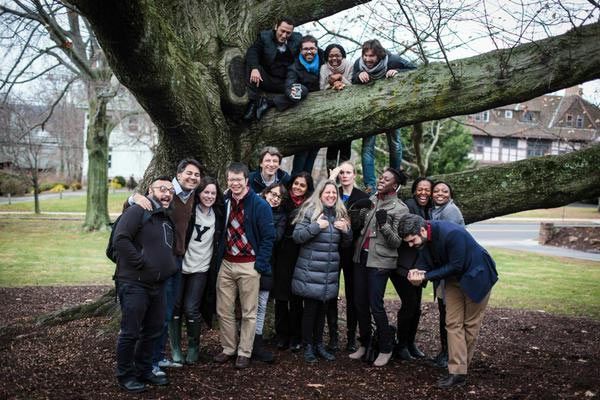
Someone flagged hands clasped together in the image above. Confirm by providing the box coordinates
[317,213,350,233]
[407,269,427,286]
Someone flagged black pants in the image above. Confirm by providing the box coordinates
[327,249,357,342]
[438,298,448,351]
[116,281,165,382]
[302,298,326,346]
[391,275,423,346]
[246,66,286,101]
[275,296,303,344]
[174,271,208,321]
[326,141,352,170]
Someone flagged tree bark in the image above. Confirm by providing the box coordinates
[68,0,600,215]
[83,92,114,230]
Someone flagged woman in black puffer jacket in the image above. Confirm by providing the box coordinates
[291,179,352,364]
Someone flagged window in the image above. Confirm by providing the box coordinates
[576,115,584,128]
[504,110,513,119]
[128,116,139,132]
[473,111,490,122]
[522,111,535,123]
[473,136,492,154]
[527,140,550,158]
[501,138,518,149]
[565,114,573,127]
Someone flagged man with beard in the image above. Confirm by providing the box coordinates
[244,17,302,121]
[248,146,291,194]
[398,214,498,389]
[113,176,178,393]
[352,39,415,193]
[128,159,202,374]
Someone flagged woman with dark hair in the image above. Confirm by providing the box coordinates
[171,177,224,364]
[250,183,289,364]
[273,171,314,351]
[395,177,434,361]
[292,179,352,363]
[431,181,464,225]
[429,180,465,368]
[320,44,353,171]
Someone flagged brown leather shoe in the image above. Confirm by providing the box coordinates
[235,355,250,369]
[213,352,234,364]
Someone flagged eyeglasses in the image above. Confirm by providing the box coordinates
[152,185,175,194]
[301,47,317,52]
[268,192,282,200]
[328,54,342,59]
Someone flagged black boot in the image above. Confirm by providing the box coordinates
[252,334,274,364]
[346,335,357,352]
[431,349,448,368]
[436,374,466,389]
[243,101,257,121]
[304,344,317,363]
[396,346,414,361]
[315,343,335,361]
[255,96,271,120]
[185,319,201,364]
[407,342,425,358]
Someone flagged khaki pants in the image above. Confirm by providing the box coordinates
[445,277,490,375]
[216,259,260,358]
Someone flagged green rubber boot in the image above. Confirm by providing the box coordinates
[168,317,184,364]
[185,319,201,364]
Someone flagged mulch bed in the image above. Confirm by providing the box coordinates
[0,286,598,399]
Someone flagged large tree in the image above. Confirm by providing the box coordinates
[59,1,600,220]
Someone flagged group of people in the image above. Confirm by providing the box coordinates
[243,17,414,192]
[112,144,498,394]
[110,16,497,394]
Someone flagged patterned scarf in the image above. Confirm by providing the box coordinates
[358,54,389,80]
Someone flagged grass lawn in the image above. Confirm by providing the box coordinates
[0,191,130,214]
[1,217,599,318]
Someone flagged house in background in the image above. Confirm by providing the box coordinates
[466,86,600,165]
[81,91,157,183]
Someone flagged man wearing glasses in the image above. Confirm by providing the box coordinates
[127,159,202,375]
[258,35,324,174]
[113,176,178,393]
[213,162,275,369]
[244,17,302,121]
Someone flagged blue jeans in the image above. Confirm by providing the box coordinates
[291,149,319,175]
[116,281,165,382]
[152,257,182,365]
[361,128,403,190]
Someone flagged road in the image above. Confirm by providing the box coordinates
[468,221,600,262]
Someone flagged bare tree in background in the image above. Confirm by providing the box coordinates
[1,0,121,230]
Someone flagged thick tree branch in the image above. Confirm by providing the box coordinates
[427,144,600,224]
[250,22,600,155]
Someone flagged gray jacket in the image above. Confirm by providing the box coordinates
[431,199,464,226]
[291,206,352,301]
[353,193,408,269]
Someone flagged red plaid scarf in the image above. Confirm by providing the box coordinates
[225,195,256,262]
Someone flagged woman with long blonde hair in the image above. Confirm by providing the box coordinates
[291,179,352,363]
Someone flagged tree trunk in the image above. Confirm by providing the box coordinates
[83,93,112,230]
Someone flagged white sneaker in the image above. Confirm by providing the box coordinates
[349,346,366,360]
[158,358,183,368]
[373,351,392,367]
[152,366,166,377]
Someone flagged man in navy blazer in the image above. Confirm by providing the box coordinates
[398,214,498,389]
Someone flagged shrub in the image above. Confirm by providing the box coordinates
[110,178,123,190]
[50,184,66,192]
[70,181,82,190]
[113,176,126,187]
[126,175,137,191]
[0,173,30,196]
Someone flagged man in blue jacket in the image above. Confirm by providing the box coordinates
[213,162,275,369]
[398,214,498,389]
[113,176,178,393]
